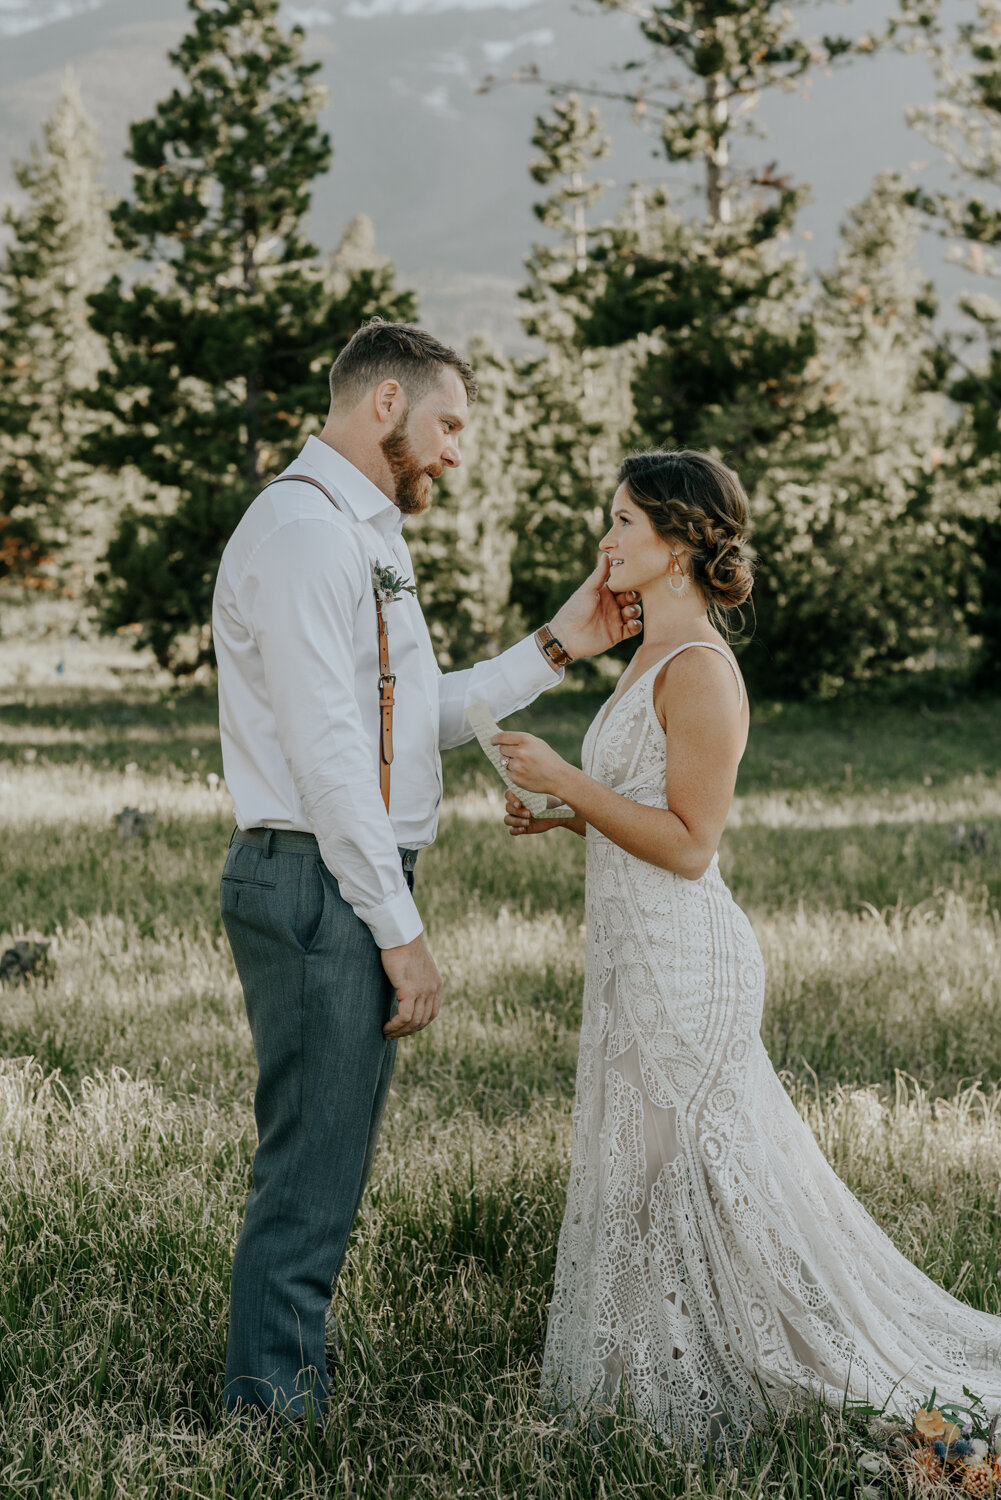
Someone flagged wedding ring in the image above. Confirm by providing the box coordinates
[501,756,510,770]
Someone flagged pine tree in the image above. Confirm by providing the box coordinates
[0,71,116,592]
[588,190,818,489]
[555,1,965,697]
[747,173,957,695]
[510,96,634,631]
[576,1,868,483]
[87,0,415,671]
[902,0,1001,685]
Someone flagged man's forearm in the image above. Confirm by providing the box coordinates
[439,633,566,750]
[300,775,425,948]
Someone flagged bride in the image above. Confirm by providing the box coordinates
[493,448,1001,1444]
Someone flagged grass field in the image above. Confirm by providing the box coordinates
[2,635,1001,1498]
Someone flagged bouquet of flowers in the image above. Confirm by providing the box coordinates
[888,1393,1000,1496]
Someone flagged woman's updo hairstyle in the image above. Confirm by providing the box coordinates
[617,449,754,626]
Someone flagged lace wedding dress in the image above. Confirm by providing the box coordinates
[541,641,1001,1444]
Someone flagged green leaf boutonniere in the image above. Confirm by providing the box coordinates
[371,561,417,605]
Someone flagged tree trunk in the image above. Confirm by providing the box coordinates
[572,170,588,273]
[242,235,260,484]
[705,74,731,226]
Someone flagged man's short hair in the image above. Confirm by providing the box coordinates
[328,319,478,413]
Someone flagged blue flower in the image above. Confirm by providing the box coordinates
[953,1440,972,1456]
[933,1441,947,1457]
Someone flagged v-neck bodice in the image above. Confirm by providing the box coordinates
[582,640,743,803]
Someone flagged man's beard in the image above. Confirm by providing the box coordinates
[380,408,441,515]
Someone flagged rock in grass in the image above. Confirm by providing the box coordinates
[947,822,989,856]
[0,940,52,985]
[115,807,157,840]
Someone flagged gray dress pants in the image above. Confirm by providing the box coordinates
[220,826,417,1420]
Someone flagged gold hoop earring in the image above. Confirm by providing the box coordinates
[668,550,690,598]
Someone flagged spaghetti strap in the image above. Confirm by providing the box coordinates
[596,639,744,739]
[656,639,744,710]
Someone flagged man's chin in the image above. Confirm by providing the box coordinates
[396,499,426,517]
[395,475,435,516]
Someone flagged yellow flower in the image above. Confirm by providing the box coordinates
[914,1407,947,1439]
[942,1420,963,1446]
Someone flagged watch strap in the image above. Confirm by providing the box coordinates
[535,623,573,669]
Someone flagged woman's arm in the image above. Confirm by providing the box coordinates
[495,651,746,880]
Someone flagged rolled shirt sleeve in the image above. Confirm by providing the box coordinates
[437,632,565,751]
[245,518,424,950]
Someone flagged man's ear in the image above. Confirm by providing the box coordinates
[373,379,404,425]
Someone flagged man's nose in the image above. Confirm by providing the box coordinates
[442,443,460,469]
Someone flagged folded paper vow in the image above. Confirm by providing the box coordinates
[463,700,576,819]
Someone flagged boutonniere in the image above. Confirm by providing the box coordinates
[371,561,417,605]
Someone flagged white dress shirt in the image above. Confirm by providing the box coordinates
[213,435,564,949]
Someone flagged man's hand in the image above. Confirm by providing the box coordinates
[380,933,442,1039]
[548,553,642,661]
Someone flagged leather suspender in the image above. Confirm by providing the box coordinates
[261,473,395,814]
[375,583,394,814]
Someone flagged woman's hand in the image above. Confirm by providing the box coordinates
[491,730,568,796]
[504,790,566,836]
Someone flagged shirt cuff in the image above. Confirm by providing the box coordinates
[502,632,566,697]
[355,885,425,951]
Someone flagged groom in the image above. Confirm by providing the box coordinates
[212,318,642,1424]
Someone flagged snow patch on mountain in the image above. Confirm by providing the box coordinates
[481,28,552,64]
[284,6,336,24]
[0,0,105,38]
[345,0,539,19]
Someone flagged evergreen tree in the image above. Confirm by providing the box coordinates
[588,190,818,489]
[510,96,635,631]
[903,0,1001,685]
[576,1,868,482]
[0,72,116,591]
[747,174,957,695]
[561,1,963,696]
[87,0,415,671]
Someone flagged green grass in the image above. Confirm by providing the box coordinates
[2,637,1001,1497]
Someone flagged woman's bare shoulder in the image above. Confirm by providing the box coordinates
[653,642,747,729]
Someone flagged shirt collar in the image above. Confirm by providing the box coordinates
[299,435,402,534]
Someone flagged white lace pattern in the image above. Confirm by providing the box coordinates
[541,644,1001,1443]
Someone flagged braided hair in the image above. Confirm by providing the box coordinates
[617,450,754,628]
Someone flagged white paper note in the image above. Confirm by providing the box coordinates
[464,700,576,818]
